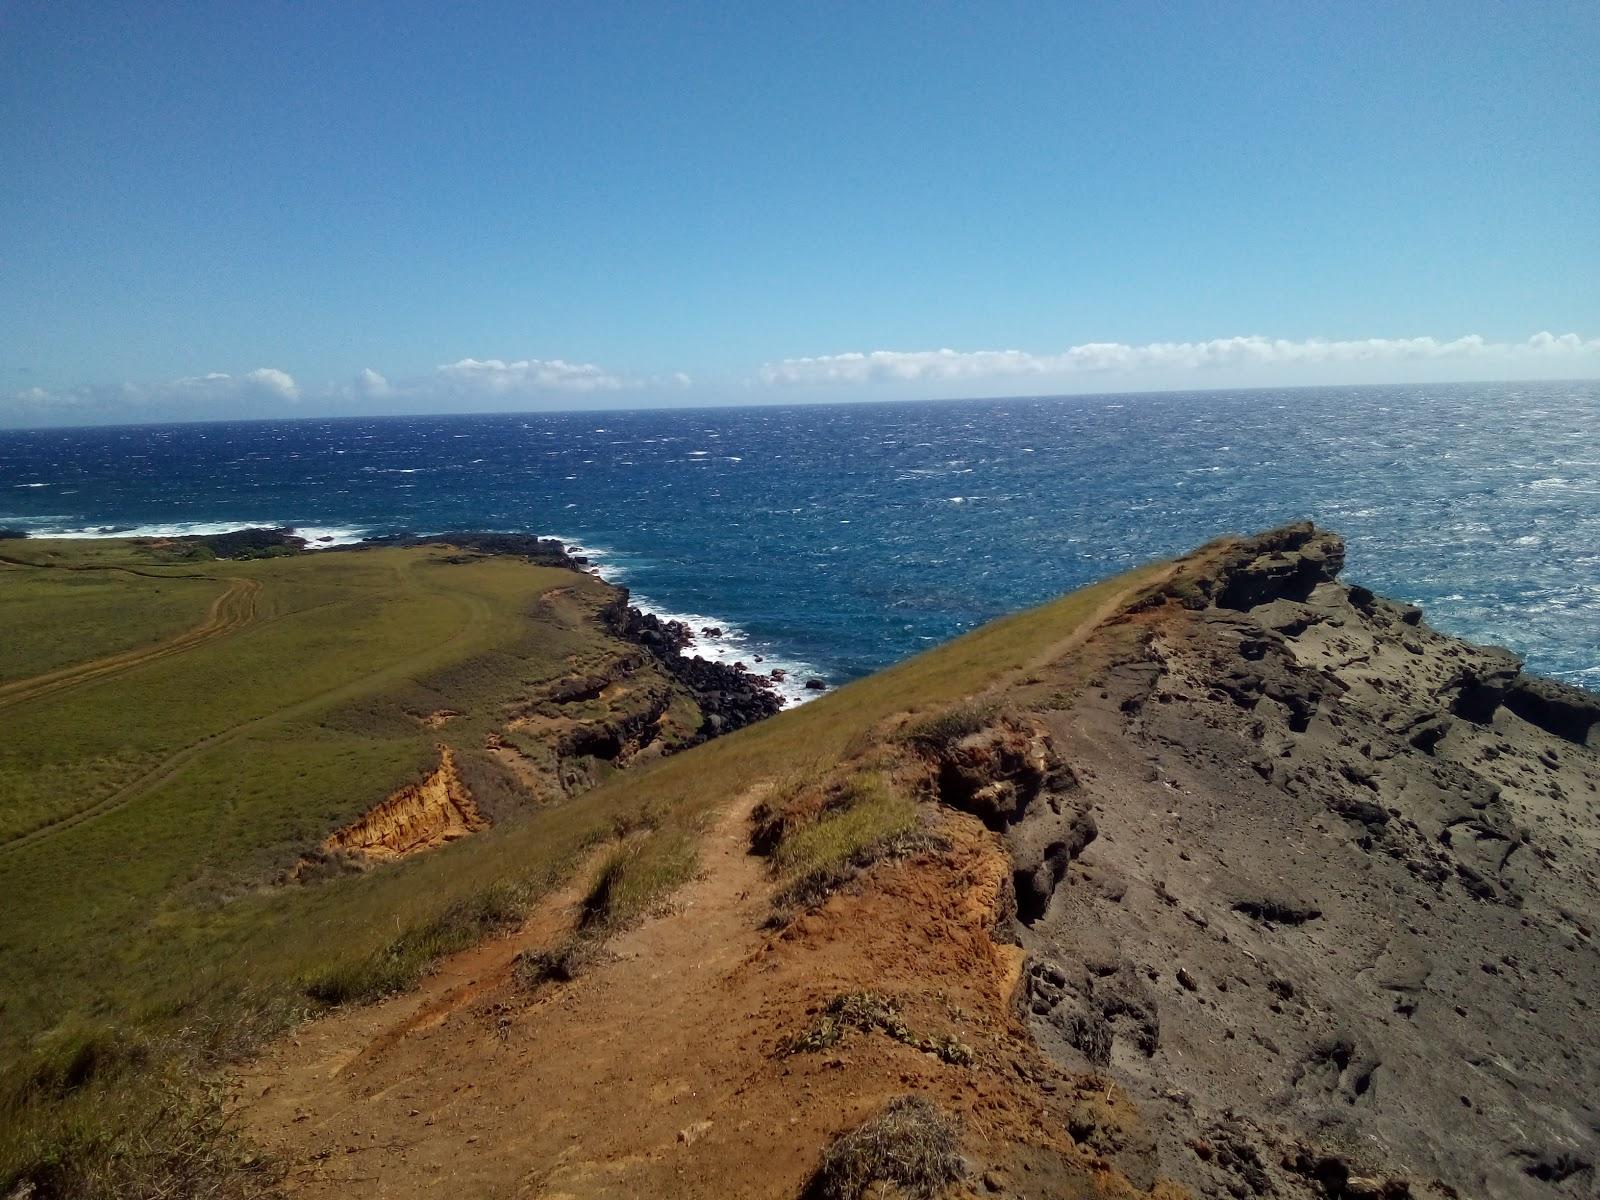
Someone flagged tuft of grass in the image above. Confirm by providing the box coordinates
[900,701,997,752]
[769,775,915,877]
[777,993,974,1066]
[0,1030,280,1200]
[303,880,527,1005]
[760,772,946,923]
[515,828,699,990]
[513,934,601,986]
[1,1075,278,1200]
[578,829,699,932]
[748,771,817,856]
[8,1022,151,1103]
[806,1094,964,1200]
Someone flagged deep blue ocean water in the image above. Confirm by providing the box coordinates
[3,381,1597,694]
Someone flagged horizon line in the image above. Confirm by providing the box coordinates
[3,373,1597,436]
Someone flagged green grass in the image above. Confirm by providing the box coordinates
[305,881,529,1005]
[0,532,1164,1195]
[1,539,1156,1042]
[769,774,919,878]
[899,700,998,752]
[0,1027,278,1200]
[0,563,221,683]
[579,828,701,930]
[0,540,622,1048]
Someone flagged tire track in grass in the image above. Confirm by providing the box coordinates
[0,575,263,711]
[0,577,495,856]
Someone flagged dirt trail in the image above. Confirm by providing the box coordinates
[237,795,1151,1199]
[0,575,262,711]
[1023,562,1175,677]
[237,790,776,1198]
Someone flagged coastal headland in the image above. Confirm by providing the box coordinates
[2,525,1596,1199]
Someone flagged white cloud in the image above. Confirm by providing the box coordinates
[356,368,392,398]
[239,367,300,401]
[4,355,647,425]
[4,368,300,424]
[6,333,1597,428]
[433,357,629,395]
[759,333,1600,386]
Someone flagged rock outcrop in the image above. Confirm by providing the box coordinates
[601,588,783,740]
[320,746,485,861]
[1003,523,1600,1199]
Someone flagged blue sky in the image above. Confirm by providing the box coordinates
[2,0,1597,425]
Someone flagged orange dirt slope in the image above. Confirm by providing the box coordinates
[235,784,1176,1199]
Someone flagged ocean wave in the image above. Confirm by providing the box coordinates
[0,517,370,547]
[553,534,826,708]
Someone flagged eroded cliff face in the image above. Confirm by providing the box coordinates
[980,524,1600,1199]
[322,746,485,861]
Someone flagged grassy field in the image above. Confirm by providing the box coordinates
[0,539,626,1046]
[0,532,1166,1197]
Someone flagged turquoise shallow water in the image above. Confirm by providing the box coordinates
[2,380,1597,689]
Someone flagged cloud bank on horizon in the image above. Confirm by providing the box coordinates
[758,332,1600,385]
[5,333,1598,427]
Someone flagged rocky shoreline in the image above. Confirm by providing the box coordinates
[599,592,785,741]
[394,530,793,744]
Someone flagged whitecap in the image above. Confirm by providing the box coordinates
[7,519,369,547]
[554,533,827,707]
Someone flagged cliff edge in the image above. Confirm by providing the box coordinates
[234,525,1599,1200]
[1003,523,1599,1198]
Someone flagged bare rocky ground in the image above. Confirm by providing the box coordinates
[997,524,1600,1199]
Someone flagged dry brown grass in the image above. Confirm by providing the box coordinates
[806,1094,964,1200]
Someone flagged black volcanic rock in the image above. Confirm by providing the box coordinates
[600,587,781,741]
[393,531,580,567]
[189,526,306,558]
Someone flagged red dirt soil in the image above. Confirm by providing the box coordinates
[234,789,1173,1199]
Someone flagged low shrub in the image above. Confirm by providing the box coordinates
[806,1094,963,1200]
[513,935,600,986]
[778,993,974,1066]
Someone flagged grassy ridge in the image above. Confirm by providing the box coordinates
[0,533,1163,1197]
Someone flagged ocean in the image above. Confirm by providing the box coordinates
[3,380,1597,697]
